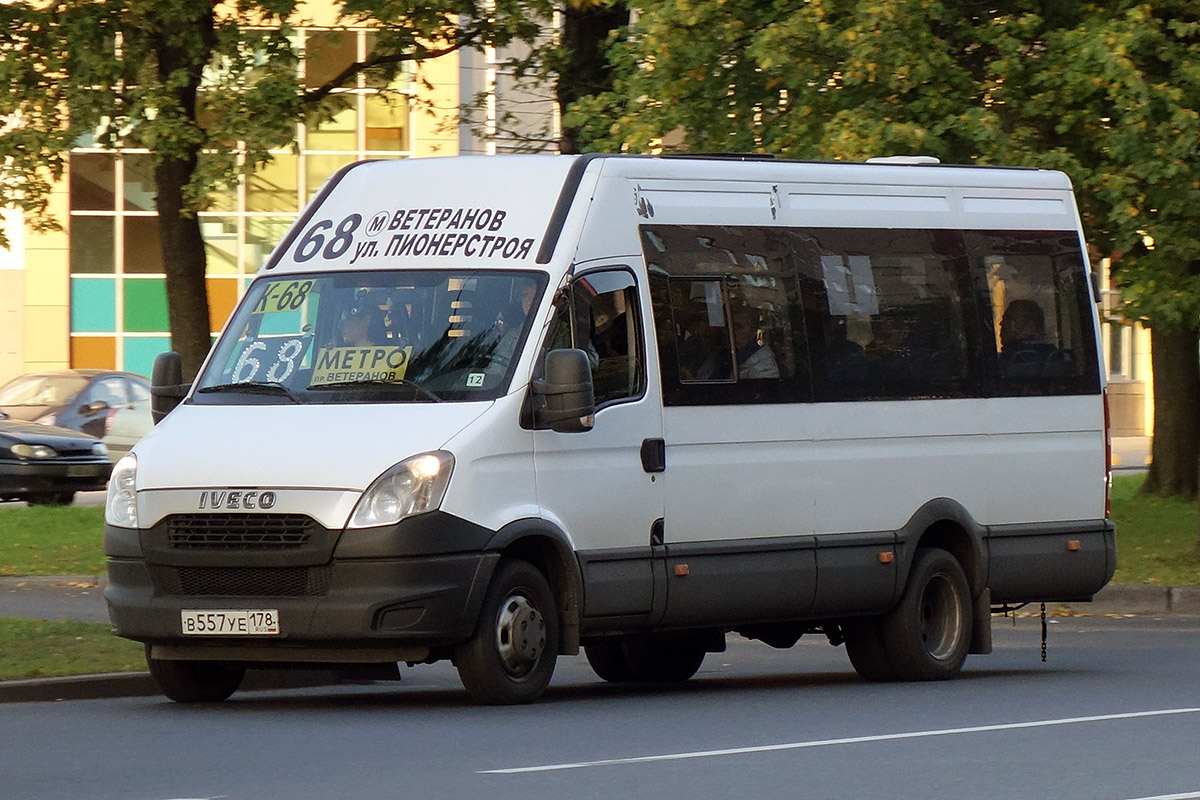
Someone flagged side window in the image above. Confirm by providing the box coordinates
[128,380,151,404]
[795,228,973,401]
[545,269,645,407]
[967,231,1100,396]
[82,376,130,407]
[642,225,807,406]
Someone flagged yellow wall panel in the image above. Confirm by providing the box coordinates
[0,270,25,385]
[23,305,70,366]
[412,51,460,157]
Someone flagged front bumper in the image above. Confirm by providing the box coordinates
[0,457,111,498]
[103,510,501,662]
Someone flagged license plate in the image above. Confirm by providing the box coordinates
[181,609,280,636]
[66,465,99,477]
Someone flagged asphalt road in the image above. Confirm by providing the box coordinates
[3,615,1199,800]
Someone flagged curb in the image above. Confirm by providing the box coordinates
[0,668,349,705]
[1059,584,1200,618]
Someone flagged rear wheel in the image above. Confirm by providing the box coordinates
[455,559,559,705]
[584,639,638,683]
[622,634,707,683]
[843,618,898,682]
[881,547,972,681]
[146,647,245,703]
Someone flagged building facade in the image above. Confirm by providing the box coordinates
[0,16,557,384]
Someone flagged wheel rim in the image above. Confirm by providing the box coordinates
[494,592,546,679]
[918,573,964,661]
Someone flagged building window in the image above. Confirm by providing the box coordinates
[68,27,415,377]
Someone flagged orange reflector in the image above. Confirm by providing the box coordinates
[879,551,895,564]
[1067,540,1081,552]
[674,564,690,576]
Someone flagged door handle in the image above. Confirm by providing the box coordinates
[640,437,666,473]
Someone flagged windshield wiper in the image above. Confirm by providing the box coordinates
[309,378,443,402]
[197,381,304,404]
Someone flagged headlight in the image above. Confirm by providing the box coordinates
[105,454,138,528]
[92,442,108,457]
[347,451,454,529]
[11,444,57,459]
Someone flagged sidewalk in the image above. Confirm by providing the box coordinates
[1111,435,1151,472]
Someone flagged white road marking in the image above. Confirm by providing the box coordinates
[1122,794,1200,800]
[481,706,1200,774]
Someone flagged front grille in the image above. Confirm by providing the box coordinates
[166,513,315,550]
[156,566,332,597]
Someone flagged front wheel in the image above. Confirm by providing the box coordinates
[146,647,245,703]
[881,547,972,681]
[455,559,559,705]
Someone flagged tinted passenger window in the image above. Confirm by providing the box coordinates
[793,228,973,401]
[643,226,807,406]
[968,231,1100,396]
[641,224,1097,407]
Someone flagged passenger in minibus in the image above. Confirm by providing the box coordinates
[733,309,780,379]
[999,298,1061,376]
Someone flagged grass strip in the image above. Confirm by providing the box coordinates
[0,506,105,577]
[1110,473,1200,586]
[0,617,144,680]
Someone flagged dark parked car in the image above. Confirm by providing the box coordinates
[0,410,112,505]
[0,370,152,453]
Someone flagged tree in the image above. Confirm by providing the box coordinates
[1044,3,1200,500]
[575,0,1200,498]
[458,0,630,154]
[0,0,548,378]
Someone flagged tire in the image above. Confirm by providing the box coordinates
[26,492,75,506]
[622,635,707,683]
[881,547,972,681]
[584,639,638,683]
[455,559,559,705]
[843,618,898,682]
[146,647,245,703]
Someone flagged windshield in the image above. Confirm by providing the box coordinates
[193,270,548,404]
[0,374,88,407]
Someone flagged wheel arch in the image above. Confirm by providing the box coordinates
[895,498,988,600]
[485,519,583,655]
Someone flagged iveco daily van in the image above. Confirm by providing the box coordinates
[104,154,1115,704]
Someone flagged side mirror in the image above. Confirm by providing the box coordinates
[532,349,595,433]
[150,351,189,425]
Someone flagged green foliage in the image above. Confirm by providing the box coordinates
[0,0,553,242]
[580,1,1200,331]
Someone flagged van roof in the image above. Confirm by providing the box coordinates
[263,154,1073,275]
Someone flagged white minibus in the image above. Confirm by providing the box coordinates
[104,154,1114,704]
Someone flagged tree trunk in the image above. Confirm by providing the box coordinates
[1141,324,1200,500]
[152,6,216,381]
[155,155,211,381]
[556,1,630,154]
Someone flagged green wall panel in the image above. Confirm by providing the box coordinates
[123,279,169,332]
